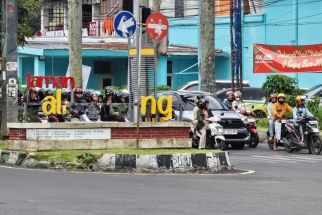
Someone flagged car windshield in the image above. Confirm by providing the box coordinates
[183,95,228,111]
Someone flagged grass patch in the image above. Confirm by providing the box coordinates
[35,148,222,163]
[0,141,7,150]
[257,118,269,132]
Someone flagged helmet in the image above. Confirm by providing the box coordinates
[225,91,234,98]
[105,87,115,96]
[269,93,277,99]
[234,91,242,98]
[295,95,306,106]
[30,88,38,93]
[277,93,286,99]
[73,88,83,94]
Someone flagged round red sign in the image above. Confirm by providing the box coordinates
[146,13,169,41]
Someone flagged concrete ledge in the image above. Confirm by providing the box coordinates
[0,150,232,174]
[7,122,191,129]
[8,138,192,152]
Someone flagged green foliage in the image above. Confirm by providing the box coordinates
[77,153,96,165]
[307,96,322,130]
[157,85,172,91]
[262,74,297,99]
[18,0,42,45]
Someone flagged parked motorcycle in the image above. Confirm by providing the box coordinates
[282,117,322,155]
[190,116,226,150]
[239,109,259,148]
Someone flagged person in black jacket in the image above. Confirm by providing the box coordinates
[100,88,125,122]
[86,91,100,122]
[69,88,90,121]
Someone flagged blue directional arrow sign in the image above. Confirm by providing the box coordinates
[113,11,137,38]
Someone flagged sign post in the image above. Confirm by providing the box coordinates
[146,12,169,41]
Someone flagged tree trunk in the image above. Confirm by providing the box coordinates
[199,0,216,94]
[68,0,82,88]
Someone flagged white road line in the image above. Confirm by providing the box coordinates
[230,157,295,163]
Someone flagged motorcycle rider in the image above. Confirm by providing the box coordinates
[86,91,101,122]
[69,88,90,122]
[232,91,245,112]
[272,93,293,150]
[223,91,234,110]
[267,93,277,140]
[293,96,313,121]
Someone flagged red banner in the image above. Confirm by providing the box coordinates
[253,44,322,73]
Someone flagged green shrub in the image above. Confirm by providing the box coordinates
[77,153,96,165]
[157,85,172,91]
[308,96,322,130]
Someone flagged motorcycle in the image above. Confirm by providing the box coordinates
[282,117,322,155]
[239,109,259,148]
[190,116,226,150]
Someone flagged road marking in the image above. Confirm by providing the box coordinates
[230,154,322,164]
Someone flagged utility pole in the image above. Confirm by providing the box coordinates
[1,0,18,136]
[153,0,167,54]
[199,0,216,94]
[67,0,82,88]
[230,0,243,91]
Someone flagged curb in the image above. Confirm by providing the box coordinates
[0,150,232,174]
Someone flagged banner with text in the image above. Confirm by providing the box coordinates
[253,44,322,73]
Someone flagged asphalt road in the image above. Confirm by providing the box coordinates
[1,143,322,215]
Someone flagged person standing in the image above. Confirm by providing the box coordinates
[267,93,277,140]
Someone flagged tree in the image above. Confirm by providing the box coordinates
[262,74,297,99]
[17,0,41,45]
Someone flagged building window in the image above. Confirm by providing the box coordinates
[94,61,112,74]
[175,0,184,18]
[167,61,173,87]
[47,1,65,31]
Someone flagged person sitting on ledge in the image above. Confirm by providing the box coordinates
[100,88,125,122]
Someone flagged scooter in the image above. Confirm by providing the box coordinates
[190,116,226,150]
[282,117,322,155]
[239,109,259,148]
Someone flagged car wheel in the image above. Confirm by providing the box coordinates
[254,110,267,118]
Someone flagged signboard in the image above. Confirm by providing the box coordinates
[146,13,169,41]
[26,128,111,140]
[141,95,172,122]
[113,11,136,38]
[26,73,75,89]
[89,22,97,36]
[254,44,322,73]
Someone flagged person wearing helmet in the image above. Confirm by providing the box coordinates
[118,92,129,115]
[272,93,293,150]
[223,91,234,110]
[232,91,245,112]
[293,96,313,121]
[267,93,277,139]
[196,99,207,149]
[86,92,100,122]
[100,90,125,122]
[272,93,293,120]
[69,88,90,121]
